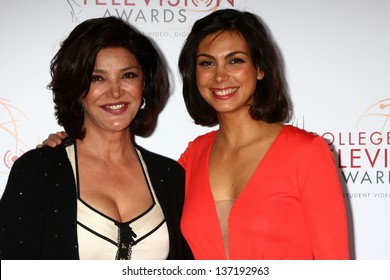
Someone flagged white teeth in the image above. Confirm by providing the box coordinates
[214,88,236,96]
[105,104,124,110]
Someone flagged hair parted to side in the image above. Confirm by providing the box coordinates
[178,9,290,126]
[48,16,169,139]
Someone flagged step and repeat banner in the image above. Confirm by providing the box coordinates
[1,0,389,259]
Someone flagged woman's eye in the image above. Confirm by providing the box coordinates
[230,58,244,64]
[198,60,214,67]
[91,75,103,82]
[123,72,138,79]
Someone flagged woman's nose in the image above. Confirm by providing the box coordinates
[215,67,228,83]
[108,80,123,98]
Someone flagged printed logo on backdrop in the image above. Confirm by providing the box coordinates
[0,98,31,191]
[66,0,247,37]
[321,98,390,200]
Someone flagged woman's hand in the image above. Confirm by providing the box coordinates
[37,131,68,148]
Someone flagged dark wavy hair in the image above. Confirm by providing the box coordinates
[178,9,290,126]
[48,16,169,139]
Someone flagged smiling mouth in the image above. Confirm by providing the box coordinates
[104,104,125,110]
[212,87,238,97]
[101,102,129,114]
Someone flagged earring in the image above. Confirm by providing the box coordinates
[140,97,146,110]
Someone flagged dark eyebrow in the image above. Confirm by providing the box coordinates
[93,66,138,73]
[120,66,138,72]
[196,53,214,59]
[226,51,249,58]
[197,51,249,60]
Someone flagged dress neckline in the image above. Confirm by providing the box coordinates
[66,143,156,224]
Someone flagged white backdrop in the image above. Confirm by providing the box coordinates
[1,0,389,260]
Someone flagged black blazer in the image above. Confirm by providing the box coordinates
[0,141,193,260]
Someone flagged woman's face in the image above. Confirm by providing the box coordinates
[81,47,144,134]
[196,31,263,115]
